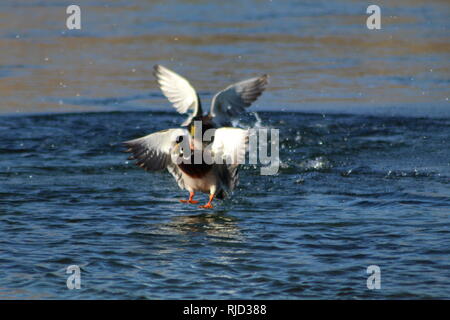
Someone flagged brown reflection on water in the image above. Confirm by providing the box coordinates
[161,213,244,241]
[0,0,448,114]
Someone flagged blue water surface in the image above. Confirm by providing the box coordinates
[0,110,449,299]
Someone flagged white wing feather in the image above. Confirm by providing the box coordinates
[123,128,189,171]
[211,128,249,165]
[153,65,200,122]
[210,75,268,126]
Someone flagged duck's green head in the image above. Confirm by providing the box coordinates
[187,116,215,139]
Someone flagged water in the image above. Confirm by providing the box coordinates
[0,0,448,116]
[0,0,449,299]
[0,111,449,299]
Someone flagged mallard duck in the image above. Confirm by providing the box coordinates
[124,65,268,208]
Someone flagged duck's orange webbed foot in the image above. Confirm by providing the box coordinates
[180,199,199,204]
[180,192,199,204]
[198,194,215,209]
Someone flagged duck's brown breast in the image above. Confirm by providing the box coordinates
[178,154,213,178]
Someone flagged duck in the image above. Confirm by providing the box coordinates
[123,65,268,208]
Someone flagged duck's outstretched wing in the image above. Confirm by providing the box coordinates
[123,128,189,171]
[167,162,186,190]
[209,74,268,126]
[153,65,202,126]
[210,128,249,191]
